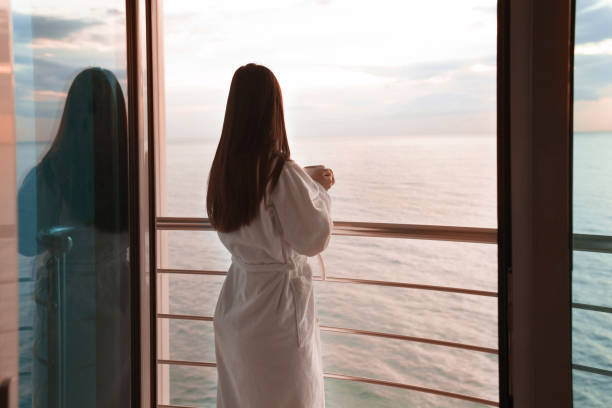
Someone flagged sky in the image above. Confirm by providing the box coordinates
[162,0,498,141]
[11,0,127,143]
[9,0,612,143]
[574,0,612,131]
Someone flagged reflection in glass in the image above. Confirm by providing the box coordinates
[18,68,129,407]
[12,3,131,406]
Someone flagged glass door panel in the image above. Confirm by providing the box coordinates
[572,1,612,406]
[12,2,133,407]
[156,1,498,407]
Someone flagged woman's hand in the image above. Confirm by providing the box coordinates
[310,167,335,191]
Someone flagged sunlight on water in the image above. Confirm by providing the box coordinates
[163,135,499,407]
[572,132,612,407]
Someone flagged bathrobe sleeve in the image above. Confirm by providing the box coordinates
[271,160,333,257]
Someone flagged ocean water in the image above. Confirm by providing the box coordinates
[571,133,612,407]
[161,133,612,407]
[162,134,499,407]
[15,133,612,407]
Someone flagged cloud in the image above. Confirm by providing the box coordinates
[13,55,126,120]
[574,54,612,101]
[573,1,612,131]
[473,4,497,14]
[574,96,612,131]
[575,38,612,55]
[388,93,493,118]
[163,56,497,141]
[12,12,101,43]
[10,9,128,131]
[159,0,499,136]
[10,9,130,143]
[575,0,612,44]
[15,55,76,92]
[31,90,67,102]
[161,53,498,141]
[355,61,462,81]
[353,57,496,82]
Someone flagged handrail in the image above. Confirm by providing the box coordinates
[156,217,215,232]
[572,364,612,378]
[332,220,497,243]
[573,233,612,254]
[158,405,194,408]
[321,275,497,296]
[572,302,612,315]
[156,217,612,255]
[158,359,216,368]
[156,360,499,406]
[156,217,498,244]
[319,325,498,354]
[157,268,227,276]
[154,217,503,405]
[158,404,194,408]
[155,218,612,402]
[324,372,499,406]
[156,268,498,297]
[157,313,213,322]
[156,313,498,354]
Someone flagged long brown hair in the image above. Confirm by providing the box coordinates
[207,63,291,232]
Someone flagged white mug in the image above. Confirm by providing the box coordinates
[303,165,325,177]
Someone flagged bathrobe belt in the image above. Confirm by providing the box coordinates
[230,255,307,273]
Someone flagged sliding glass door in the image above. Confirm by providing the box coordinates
[572,1,612,405]
[12,2,135,406]
[152,1,500,407]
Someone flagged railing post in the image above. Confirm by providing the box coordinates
[37,227,74,408]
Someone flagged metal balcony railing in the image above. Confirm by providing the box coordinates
[156,217,500,407]
[570,233,612,379]
[155,217,612,407]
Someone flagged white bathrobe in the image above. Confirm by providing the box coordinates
[214,160,332,408]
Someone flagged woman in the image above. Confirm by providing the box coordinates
[208,63,335,408]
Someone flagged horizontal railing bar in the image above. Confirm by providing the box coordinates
[156,313,496,354]
[157,268,227,276]
[156,217,498,244]
[320,325,498,354]
[321,276,498,297]
[572,302,612,314]
[158,404,195,408]
[155,217,214,232]
[156,268,496,297]
[157,218,612,254]
[573,233,612,254]
[155,360,498,406]
[157,313,213,322]
[572,364,612,378]
[333,221,497,244]
[158,359,216,368]
[324,372,499,406]
[332,221,497,243]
